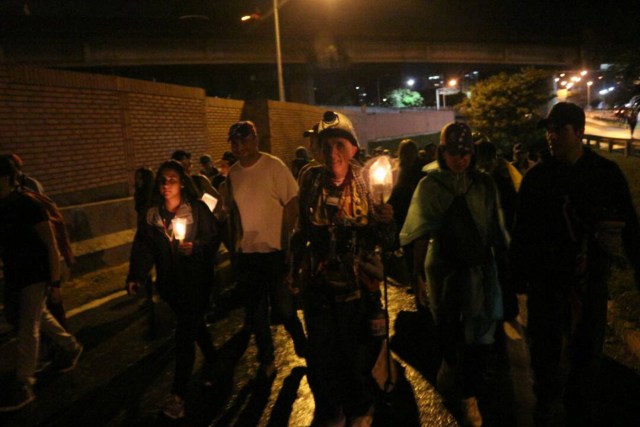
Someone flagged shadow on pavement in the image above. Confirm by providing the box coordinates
[190,328,251,426]
[390,309,440,383]
[40,338,175,426]
[268,366,307,426]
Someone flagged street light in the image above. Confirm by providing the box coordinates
[586,81,593,109]
[273,0,285,102]
[241,0,288,102]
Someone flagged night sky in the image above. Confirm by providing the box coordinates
[1,1,638,103]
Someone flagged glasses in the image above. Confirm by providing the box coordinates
[159,176,180,186]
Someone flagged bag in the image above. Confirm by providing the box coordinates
[437,193,486,267]
[371,339,398,392]
[21,190,74,267]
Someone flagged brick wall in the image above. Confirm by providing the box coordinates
[0,64,451,275]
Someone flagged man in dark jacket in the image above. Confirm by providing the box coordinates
[511,102,640,426]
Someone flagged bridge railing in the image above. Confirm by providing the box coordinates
[583,134,639,157]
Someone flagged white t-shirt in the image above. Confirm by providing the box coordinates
[229,152,298,253]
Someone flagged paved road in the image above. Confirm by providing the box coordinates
[1,274,639,426]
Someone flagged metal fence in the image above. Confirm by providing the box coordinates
[583,134,640,157]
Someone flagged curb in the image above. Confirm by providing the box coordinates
[608,300,640,361]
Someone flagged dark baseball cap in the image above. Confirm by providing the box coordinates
[537,102,585,130]
[228,121,257,141]
[440,122,474,156]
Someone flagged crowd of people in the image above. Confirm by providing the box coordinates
[1,102,639,427]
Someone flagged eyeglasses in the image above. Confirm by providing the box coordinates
[159,176,180,186]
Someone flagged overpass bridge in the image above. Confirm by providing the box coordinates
[0,1,586,104]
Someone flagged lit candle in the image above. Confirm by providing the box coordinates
[368,155,393,205]
[172,218,187,242]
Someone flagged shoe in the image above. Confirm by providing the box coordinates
[161,394,185,420]
[257,362,277,381]
[52,342,83,373]
[0,382,35,412]
[461,397,483,427]
[349,406,374,427]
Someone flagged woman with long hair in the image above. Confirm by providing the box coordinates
[126,160,219,420]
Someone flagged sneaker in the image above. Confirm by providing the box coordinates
[161,394,185,420]
[461,397,483,427]
[0,382,35,412]
[257,362,277,381]
[52,342,83,373]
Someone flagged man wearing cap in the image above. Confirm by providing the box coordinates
[224,120,307,380]
[401,121,507,427]
[293,111,395,426]
[510,143,535,175]
[511,102,640,425]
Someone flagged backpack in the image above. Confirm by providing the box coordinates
[21,189,75,267]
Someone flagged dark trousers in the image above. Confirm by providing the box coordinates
[527,280,607,426]
[237,251,305,365]
[303,288,378,421]
[166,289,216,397]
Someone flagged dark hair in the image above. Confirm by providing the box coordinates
[397,139,418,168]
[152,160,200,205]
[134,167,155,216]
[0,155,19,187]
[171,150,191,162]
[221,151,236,165]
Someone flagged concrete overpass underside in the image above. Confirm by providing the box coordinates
[1,37,579,68]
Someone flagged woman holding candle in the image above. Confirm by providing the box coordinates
[400,122,508,427]
[126,159,219,420]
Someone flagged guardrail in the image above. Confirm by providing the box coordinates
[583,134,639,157]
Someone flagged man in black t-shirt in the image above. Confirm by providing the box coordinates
[0,156,83,412]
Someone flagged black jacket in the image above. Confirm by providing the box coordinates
[511,147,640,290]
[127,199,218,306]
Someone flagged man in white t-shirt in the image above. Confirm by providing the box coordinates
[226,121,307,380]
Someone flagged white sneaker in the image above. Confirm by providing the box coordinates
[161,394,185,420]
[461,397,483,427]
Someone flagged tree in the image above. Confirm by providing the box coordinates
[385,88,424,108]
[459,68,553,157]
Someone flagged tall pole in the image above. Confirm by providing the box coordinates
[273,0,285,102]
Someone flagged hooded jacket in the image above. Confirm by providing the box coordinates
[127,199,218,304]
